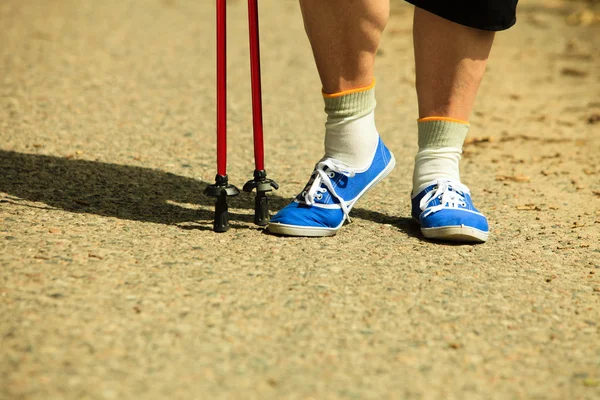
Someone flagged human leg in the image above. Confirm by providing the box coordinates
[267,0,395,237]
[412,7,494,192]
[299,0,389,170]
[409,5,510,243]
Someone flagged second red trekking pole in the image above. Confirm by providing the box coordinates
[242,0,278,226]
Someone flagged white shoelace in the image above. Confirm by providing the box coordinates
[419,179,470,218]
[301,158,356,222]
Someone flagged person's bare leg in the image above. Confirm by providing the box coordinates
[299,0,389,94]
[414,7,494,120]
[411,7,495,243]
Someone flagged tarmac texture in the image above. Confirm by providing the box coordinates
[1,0,599,398]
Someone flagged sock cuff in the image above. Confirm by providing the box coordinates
[418,118,469,148]
[323,80,376,119]
[418,116,469,124]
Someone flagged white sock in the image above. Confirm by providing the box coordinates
[412,117,469,194]
[323,82,379,171]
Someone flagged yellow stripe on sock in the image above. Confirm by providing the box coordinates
[322,79,376,99]
[418,116,469,125]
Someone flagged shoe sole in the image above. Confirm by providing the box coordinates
[421,225,489,243]
[268,155,396,237]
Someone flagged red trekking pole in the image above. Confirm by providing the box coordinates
[205,0,278,232]
[204,0,240,232]
[242,0,278,226]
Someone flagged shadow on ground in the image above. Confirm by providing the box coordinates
[0,151,417,234]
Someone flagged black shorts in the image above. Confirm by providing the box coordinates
[405,0,519,31]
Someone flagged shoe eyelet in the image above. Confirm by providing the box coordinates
[301,191,307,197]
[328,172,335,178]
[316,194,323,200]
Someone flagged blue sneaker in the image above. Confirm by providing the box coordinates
[411,179,489,243]
[268,138,395,237]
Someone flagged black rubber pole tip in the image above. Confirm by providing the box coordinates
[254,191,270,226]
[203,175,240,233]
[242,170,278,227]
[213,191,230,233]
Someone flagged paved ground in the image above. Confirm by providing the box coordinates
[1,0,599,399]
